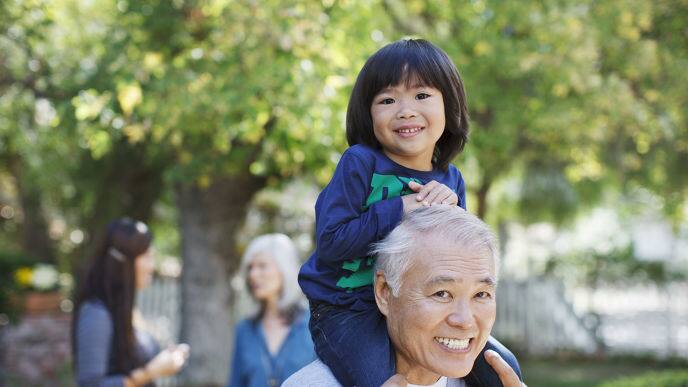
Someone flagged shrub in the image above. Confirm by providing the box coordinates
[0,250,38,322]
[601,370,688,387]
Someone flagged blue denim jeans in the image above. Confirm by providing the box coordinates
[309,301,522,387]
[309,301,395,387]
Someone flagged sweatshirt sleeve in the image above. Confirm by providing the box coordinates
[75,302,126,387]
[314,150,403,265]
[457,172,467,210]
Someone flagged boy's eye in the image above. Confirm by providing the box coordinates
[416,93,430,100]
[379,98,395,105]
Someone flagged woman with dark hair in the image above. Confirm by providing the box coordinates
[72,218,189,387]
[227,234,315,387]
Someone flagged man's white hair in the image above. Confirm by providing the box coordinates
[371,205,499,297]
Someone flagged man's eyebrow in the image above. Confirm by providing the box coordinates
[425,276,457,287]
[480,276,498,287]
[425,275,497,287]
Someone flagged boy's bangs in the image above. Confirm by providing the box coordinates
[367,47,444,97]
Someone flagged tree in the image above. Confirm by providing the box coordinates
[7,1,385,384]
[2,1,686,385]
[148,3,387,383]
[385,0,687,226]
[0,0,170,269]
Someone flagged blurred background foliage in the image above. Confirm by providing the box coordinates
[1,0,687,386]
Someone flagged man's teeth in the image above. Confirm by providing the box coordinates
[396,127,422,133]
[435,337,470,350]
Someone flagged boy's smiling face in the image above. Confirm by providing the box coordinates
[370,75,445,171]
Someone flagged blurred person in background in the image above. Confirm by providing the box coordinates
[72,218,189,387]
[227,233,315,387]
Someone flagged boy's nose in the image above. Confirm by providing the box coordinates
[396,99,417,119]
[396,107,417,119]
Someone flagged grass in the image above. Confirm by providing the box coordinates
[521,355,688,387]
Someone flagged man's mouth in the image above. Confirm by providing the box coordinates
[434,336,471,350]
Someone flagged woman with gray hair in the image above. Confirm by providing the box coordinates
[227,234,315,387]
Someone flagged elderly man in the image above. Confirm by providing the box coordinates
[284,206,523,387]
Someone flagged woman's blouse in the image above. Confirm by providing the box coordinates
[75,299,160,387]
[227,309,316,387]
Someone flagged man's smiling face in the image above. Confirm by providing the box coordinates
[377,235,497,384]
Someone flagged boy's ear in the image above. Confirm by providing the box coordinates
[374,270,391,317]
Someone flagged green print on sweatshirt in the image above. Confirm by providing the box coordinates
[335,173,422,291]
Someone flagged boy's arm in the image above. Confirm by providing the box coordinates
[315,151,403,265]
[457,175,467,210]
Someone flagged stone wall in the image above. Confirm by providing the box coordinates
[0,313,73,387]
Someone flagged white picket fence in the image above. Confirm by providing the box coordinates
[583,282,688,358]
[138,275,688,379]
[493,278,602,355]
[137,275,182,387]
[493,279,688,358]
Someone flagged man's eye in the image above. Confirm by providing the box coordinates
[379,98,395,105]
[416,93,430,100]
[475,291,492,299]
[433,290,451,299]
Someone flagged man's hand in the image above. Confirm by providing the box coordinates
[485,349,527,387]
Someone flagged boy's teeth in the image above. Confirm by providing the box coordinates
[435,337,470,350]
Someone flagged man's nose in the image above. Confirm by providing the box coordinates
[446,300,475,328]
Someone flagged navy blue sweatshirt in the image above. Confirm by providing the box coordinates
[298,144,466,311]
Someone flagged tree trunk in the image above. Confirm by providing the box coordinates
[7,154,55,263]
[177,172,265,387]
[475,178,492,220]
[73,140,167,282]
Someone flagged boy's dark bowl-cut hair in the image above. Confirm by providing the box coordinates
[346,38,469,171]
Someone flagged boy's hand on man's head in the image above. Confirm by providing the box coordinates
[408,180,458,206]
[401,193,426,214]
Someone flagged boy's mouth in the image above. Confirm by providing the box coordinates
[394,126,424,137]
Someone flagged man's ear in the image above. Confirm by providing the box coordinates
[374,270,392,317]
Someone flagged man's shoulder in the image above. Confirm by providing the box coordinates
[449,377,468,387]
[282,359,468,387]
[281,359,341,387]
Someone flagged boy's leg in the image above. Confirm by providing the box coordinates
[309,302,395,387]
[464,336,522,387]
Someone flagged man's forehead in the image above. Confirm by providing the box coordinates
[407,240,496,279]
[415,238,493,261]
